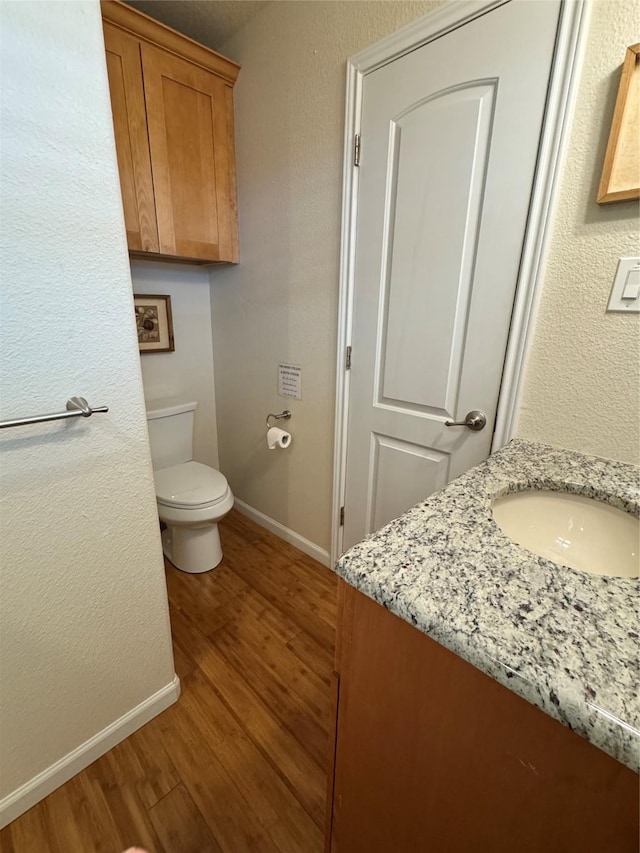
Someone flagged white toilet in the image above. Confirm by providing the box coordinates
[146,400,234,574]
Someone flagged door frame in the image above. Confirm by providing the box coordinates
[331,0,591,565]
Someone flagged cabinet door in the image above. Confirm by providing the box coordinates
[103,23,159,253]
[140,44,238,263]
[330,584,638,852]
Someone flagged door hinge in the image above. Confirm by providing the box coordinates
[339,506,345,527]
[354,133,361,167]
[345,345,352,371]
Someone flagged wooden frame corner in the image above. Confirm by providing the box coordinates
[597,43,640,205]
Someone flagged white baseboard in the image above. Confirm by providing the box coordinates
[0,674,181,829]
[233,499,331,568]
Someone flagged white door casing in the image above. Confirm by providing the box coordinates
[332,0,591,561]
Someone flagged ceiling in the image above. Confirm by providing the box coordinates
[126,1,269,51]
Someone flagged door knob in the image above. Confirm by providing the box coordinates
[444,410,487,431]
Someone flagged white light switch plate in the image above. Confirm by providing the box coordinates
[607,257,640,313]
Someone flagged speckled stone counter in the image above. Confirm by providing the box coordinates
[335,440,640,771]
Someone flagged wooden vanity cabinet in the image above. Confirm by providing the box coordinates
[101,1,240,264]
[326,581,639,852]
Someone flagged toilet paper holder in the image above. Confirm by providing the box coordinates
[266,410,291,429]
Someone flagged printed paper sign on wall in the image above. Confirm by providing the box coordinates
[278,363,302,399]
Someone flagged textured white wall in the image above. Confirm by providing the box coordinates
[210,0,439,552]
[0,0,175,807]
[132,261,220,468]
[517,0,640,464]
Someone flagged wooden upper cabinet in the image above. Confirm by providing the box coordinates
[101,1,240,264]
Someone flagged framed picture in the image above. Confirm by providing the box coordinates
[133,294,175,354]
[598,43,640,204]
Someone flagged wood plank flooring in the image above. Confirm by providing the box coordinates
[1,510,338,852]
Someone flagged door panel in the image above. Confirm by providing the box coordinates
[141,44,238,262]
[381,82,496,413]
[368,435,450,532]
[343,1,561,550]
[103,23,159,253]
[161,75,220,248]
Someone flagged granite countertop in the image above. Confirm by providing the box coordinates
[335,439,639,771]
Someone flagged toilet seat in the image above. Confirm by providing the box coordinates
[154,461,229,510]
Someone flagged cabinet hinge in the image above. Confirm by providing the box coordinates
[345,345,352,371]
[339,506,345,527]
[354,133,361,167]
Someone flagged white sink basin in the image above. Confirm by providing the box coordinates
[491,490,639,578]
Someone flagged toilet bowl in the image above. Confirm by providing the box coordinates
[146,400,234,573]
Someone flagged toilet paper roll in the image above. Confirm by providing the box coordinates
[267,427,292,450]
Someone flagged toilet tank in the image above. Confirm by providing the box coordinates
[146,400,197,470]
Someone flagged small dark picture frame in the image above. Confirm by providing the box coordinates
[134,294,175,354]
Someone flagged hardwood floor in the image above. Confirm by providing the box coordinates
[1,510,338,852]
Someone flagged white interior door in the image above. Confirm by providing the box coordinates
[343,0,561,551]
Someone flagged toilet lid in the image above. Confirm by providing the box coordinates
[154,461,229,509]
